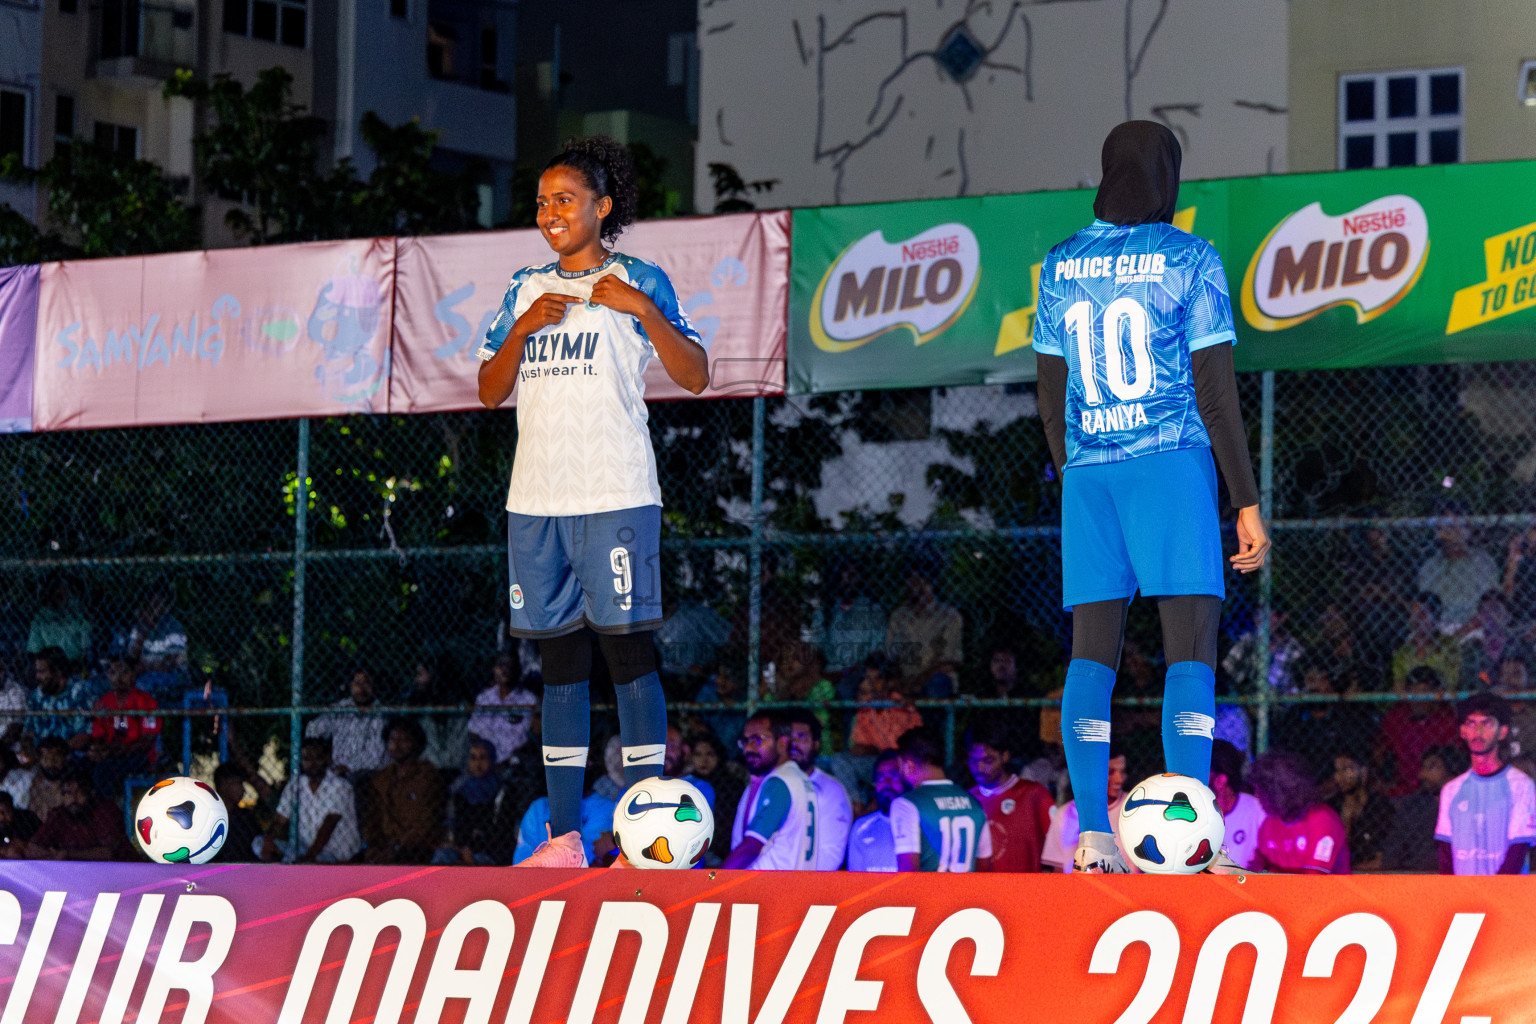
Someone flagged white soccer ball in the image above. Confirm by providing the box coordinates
[134,776,230,865]
[1117,773,1225,875]
[612,776,714,870]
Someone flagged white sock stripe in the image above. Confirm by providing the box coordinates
[542,745,587,765]
[1173,712,1216,739]
[1070,719,1111,743]
[622,743,666,765]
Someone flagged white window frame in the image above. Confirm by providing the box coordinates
[1337,67,1464,170]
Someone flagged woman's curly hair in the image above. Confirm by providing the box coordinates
[544,136,638,244]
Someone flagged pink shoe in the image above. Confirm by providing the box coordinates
[520,829,588,868]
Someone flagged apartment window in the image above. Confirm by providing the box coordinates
[390,0,406,19]
[59,0,77,13]
[55,95,74,142]
[1339,68,1463,170]
[0,91,26,163]
[224,0,306,47]
[94,120,138,160]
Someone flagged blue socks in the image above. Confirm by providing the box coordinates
[1162,660,1216,781]
[1062,658,1117,835]
[542,681,590,836]
[614,671,667,787]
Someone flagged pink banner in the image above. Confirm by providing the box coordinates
[33,239,396,430]
[390,211,789,413]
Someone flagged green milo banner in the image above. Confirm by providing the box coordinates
[788,160,1536,393]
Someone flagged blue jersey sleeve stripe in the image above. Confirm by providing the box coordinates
[476,270,529,361]
[618,254,703,345]
[1187,329,1236,353]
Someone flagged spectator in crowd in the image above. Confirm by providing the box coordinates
[1270,659,1379,783]
[1208,739,1265,870]
[514,735,627,866]
[847,751,906,872]
[966,721,1053,872]
[892,728,991,873]
[1458,590,1520,689]
[260,737,363,864]
[1112,638,1163,776]
[655,596,730,699]
[1501,525,1536,628]
[22,736,70,823]
[1392,593,1461,692]
[975,643,1040,756]
[1376,666,1460,798]
[26,647,95,750]
[726,557,803,684]
[1417,512,1498,633]
[723,710,817,870]
[1492,653,1536,758]
[409,658,469,774]
[819,562,887,693]
[27,575,92,664]
[364,718,445,864]
[1042,749,1132,873]
[1328,750,1394,871]
[1221,604,1306,696]
[1436,692,1535,875]
[884,566,963,698]
[1380,746,1458,873]
[28,766,133,861]
[692,661,747,750]
[0,742,34,811]
[0,658,29,752]
[305,667,389,779]
[776,646,839,743]
[663,724,715,814]
[1313,601,1372,685]
[688,732,745,863]
[115,581,189,694]
[848,654,923,756]
[1248,750,1351,874]
[434,740,508,866]
[787,707,852,870]
[88,651,162,799]
[1344,520,1412,673]
[0,790,39,858]
[213,762,264,862]
[467,652,538,768]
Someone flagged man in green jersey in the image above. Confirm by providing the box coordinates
[891,729,992,873]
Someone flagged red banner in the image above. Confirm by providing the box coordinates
[389,211,790,413]
[0,862,1531,1024]
[32,240,396,430]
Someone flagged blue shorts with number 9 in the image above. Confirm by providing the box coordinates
[506,504,663,638]
[1061,447,1225,610]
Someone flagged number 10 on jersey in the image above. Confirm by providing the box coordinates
[1065,298,1154,405]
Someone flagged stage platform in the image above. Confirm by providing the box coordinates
[0,862,1525,1023]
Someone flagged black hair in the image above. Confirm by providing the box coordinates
[872,749,902,773]
[0,790,13,809]
[383,715,427,752]
[1404,665,1445,691]
[36,735,69,754]
[33,646,71,678]
[1457,690,1513,728]
[785,706,822,744]
[1209,739,1246,791]
[1248,750,1317,822]
[967,719,1013,756]
[60,764,94,790]
[896,727,944,768]
[544,135,639,244]
[212,762,245,789]
[745,708,794,740]
[301,736,333,759]
[1412,592,1443,618]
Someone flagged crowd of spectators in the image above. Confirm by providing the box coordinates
[3,523,1536,875]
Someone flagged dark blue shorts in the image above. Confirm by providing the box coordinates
[1061,447,1224,609]
[506,505,663,638]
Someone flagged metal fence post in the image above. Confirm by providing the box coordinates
[289,418,310,852]
[746,396,765,715]
[1255,372,1275,755]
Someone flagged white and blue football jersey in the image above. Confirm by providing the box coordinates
[477,252,701,517]
[1033,220,1236,469]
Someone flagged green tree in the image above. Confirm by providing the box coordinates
[351,112,483,236]
[708,162,778,214]
[0,141,199,260]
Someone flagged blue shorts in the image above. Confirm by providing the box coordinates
[506,505,663,638]
[1061,447,1224,609]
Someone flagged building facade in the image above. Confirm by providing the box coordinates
[1,0,47,221]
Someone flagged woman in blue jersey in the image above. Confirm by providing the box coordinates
[478,136,708,867]
[1033,121,1270,874]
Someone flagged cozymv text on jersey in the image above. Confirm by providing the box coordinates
[477,253,702,517]
[1033,220,1237,469]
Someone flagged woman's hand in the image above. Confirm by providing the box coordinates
[1231,505,1271,574]
[512,293,582,336]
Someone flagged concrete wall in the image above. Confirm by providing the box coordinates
[697,0,1289,209]
[1290,0,1536,172]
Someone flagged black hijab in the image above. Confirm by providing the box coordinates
[1093,121,1182,226]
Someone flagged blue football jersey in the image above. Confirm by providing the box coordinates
[1033,220,1236,468]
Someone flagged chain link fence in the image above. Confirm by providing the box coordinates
[1,362,1532,868]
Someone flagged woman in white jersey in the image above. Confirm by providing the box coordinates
[477,137,708,867]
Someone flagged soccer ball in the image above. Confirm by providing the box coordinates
[612,777,714,869]
[135,776,230,865]
[1117,773,1225,875]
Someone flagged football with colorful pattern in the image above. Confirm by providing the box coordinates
[1117,772,1225,875]
[612,777,714,870]
[134,776,230,865]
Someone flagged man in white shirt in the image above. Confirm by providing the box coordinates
[259,737,363,863]
[304,668,388,777]
[1209,739,1265,869]
[723,710,817,870]
[848,751,907,872]
[788,706,853,869]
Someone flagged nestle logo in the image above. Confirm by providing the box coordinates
[901,236,961,262]
[1341,208,1407,236]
